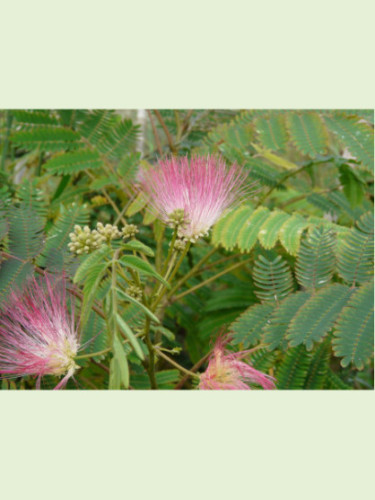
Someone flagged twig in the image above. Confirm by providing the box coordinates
[171,257,252,302]
[154,346,200,379]
[174,352,211,390]
[153,110,176,154]
[147,110,163,156]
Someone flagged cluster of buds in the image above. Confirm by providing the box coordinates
[90,195,107,207]
[121,223,139,240]
[69,221,140,255]
[174,239,187,252]
[96,222,121,243]
[126,284,143,301]
[68,225,104,255]
[166,208,187,229]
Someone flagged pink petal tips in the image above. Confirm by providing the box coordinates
[139,155,248,242]
[199,336,276,390]
[0,274,80,390]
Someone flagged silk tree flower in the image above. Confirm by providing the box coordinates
[0,274,79,390]
[139,155,248,242]
[199,336,276,390]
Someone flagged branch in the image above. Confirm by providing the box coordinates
[153,110,176,153]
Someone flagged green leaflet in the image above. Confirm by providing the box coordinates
[237,206,271,252]
[120,255,169,287]
[12,127,80,152]
[245,158,283,187]
[126,192,149,216]
[7,203,44,260]
[279,214,310,256]
[276,345,311,390]
[253,255,294,303]
[73,245,112,284]
[336,214,374,286]
[255,115,288,151]
[323,114,374,171]
[12,110,60,126]
[296,226,336,291]
[0,260,33,307]
[286,112,328,157]
[115,313,145,361]
[258,210,289,249]
[230,302,275,347]
[116,288,160,324]
[333,281,374,370]
[122,239,155,257]
[215,204,253,250]
[303,340,331,389]
[109,334,129,390]
[81,261,112,326]
[44,149,102,175]
[264,291,312,350]
[287,283,354,351]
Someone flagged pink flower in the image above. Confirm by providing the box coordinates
[0,274,79,390]
[199,336,276,390]
[139,155,248,241]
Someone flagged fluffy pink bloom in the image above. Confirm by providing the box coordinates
[139,155,248,241]
[0,274,79,390]
[199,336,276,390]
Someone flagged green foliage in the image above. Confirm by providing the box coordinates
[253,255,294,302]
[296,226,336,290]
[230,302,275,347]
[286,112,328,157]
[323,114,374,171]
[303,340,331,389]
[264,291,311,350]
[38,203,90,271]
[336,211,374,285]
[333,281,374,369]
[255,115,288,151]
[44,150,102,175]
[0,108,373,391]
[109,334,129,390]
[276,345,311,389]
[287,284,354,350]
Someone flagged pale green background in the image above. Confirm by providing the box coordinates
[0,1,374,499]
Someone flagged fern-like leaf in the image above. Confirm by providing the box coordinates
[337,212,374,285]
[96,119,139,160]
[253,255,294,302]
[0,259,33,306]
[7,204,44,260]
[333,280,374,370]
[276,345,311,389]
[245,158,284,187]
[212,204,254,250]
[279,214,310,256]
[12,110,60,126]
[230,302,275,348]
[237,206,271,252]
[258,210,289,249]
[286,112,327,157]
[296,226,336,290]
[303,340,330,389]
[44,149,102,175]
[255,115,288,151]
[287,283,354,350]
[264,291,311,350]
[323,114,374,171]
[12,127,80,151]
